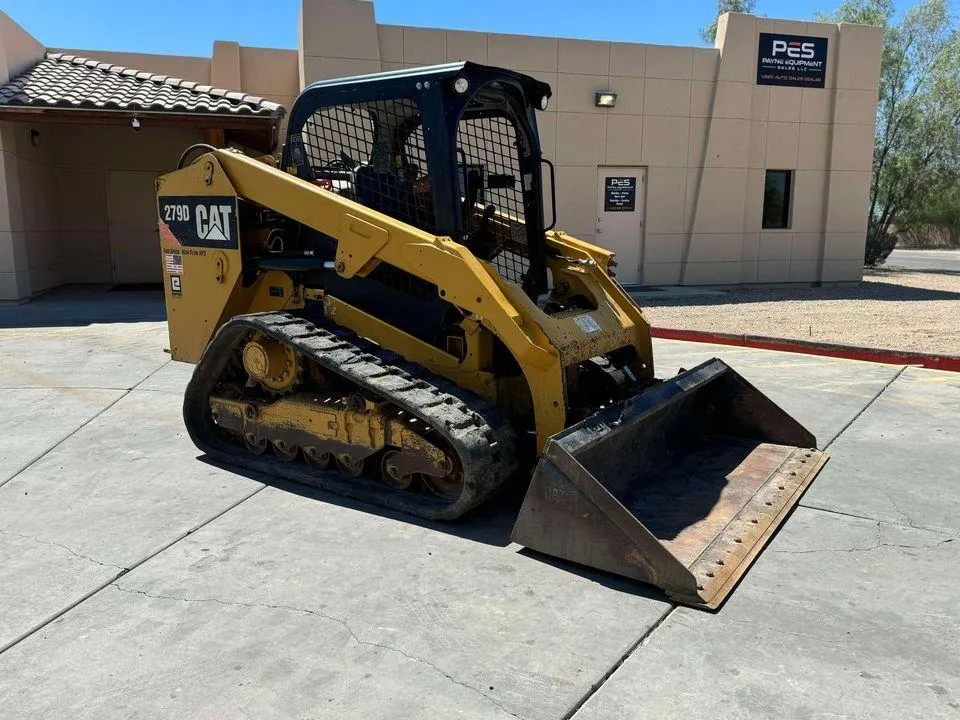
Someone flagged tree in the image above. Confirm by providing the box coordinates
[898,185,960,247]
[700,0,756,45]
[817,0,960,265]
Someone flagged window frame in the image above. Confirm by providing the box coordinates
[761,169,793,230]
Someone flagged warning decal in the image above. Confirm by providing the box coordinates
[165,252,183,275]
[574,314,602,335]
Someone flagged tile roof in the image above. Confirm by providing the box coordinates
[0,52,285,118]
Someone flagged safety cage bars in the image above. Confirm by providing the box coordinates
[299,98,436,234]
[296,98,534,288]
[456,114,531,286]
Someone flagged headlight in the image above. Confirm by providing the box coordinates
[454,77,469,94]
[540,94,550,110]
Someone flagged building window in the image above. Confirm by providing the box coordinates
[762,170,792,229]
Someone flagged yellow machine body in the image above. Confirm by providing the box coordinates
[160,150,653,451]
[159,63,826,610]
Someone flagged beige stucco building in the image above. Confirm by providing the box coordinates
[0,0,881,301]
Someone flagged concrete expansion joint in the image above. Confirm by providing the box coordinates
[108,583,526,720]
[0,359,172,492]
[561,606,676,720]
[823,366,907,450]
[0,528,126,570]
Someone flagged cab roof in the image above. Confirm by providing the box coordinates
[287,61,552,132]
[301,61,551,102]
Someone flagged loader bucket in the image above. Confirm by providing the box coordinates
[510,359,827,610]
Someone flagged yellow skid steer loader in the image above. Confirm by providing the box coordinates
[158,63,827,609]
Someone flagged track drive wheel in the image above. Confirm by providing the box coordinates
[242,334,300,394]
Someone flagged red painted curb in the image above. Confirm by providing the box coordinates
[650,327,960,373]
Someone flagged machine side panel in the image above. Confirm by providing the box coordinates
[157,158,300,363]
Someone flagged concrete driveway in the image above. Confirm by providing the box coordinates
[0,288,957,719]
[887,248,960,272]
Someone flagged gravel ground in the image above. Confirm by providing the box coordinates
[639,266,960,356]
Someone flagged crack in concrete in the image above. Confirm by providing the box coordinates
[725,618,850,645]
[772,530,955,555]
[110,583,525,719]
[773,539,956,555]
[0,528,126,570]
[876,487,921,530]
[0,484,266,658]
[800,503,952,538]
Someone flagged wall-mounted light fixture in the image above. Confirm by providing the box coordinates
[131,117,141,131]
[30,129,40,147]
[595,91,618,108]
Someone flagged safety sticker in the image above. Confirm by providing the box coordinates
[165,252,183,275]
[170,275,182,297]
[574,314,602,335]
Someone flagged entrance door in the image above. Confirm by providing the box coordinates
[107,171,161,284]
[596,167,645,285]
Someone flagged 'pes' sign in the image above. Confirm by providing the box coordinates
[756,33,828,89]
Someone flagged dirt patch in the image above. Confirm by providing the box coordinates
[639,267,960,357]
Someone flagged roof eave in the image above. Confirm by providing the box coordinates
[0,105,283,130]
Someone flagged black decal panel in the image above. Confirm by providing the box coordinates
[158,196,239,249]
[604,177,637,212]
[756,33,828,89]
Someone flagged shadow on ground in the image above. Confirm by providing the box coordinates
[0,285,167,328]
[201,456,669,603]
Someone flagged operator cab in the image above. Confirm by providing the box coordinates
[280,62,554,298]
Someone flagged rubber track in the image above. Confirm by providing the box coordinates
[183,311,519,520]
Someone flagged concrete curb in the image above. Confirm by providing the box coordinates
[650,327,960,373]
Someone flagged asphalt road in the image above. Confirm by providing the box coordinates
[887,248,960,271]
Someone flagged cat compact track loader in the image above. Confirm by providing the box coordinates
[158,62,827,610]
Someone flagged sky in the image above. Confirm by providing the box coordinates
[1,0,881,57]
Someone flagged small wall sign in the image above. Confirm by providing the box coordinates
[756,33,828,89]
[604,176,637,212]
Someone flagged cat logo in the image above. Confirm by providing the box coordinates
[196,204,234,242]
